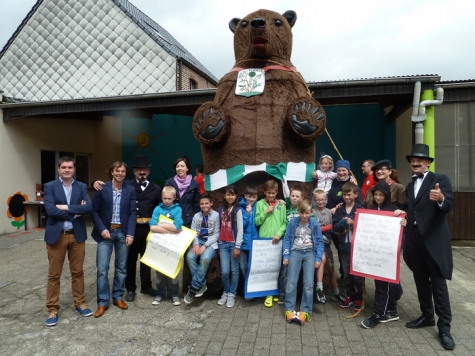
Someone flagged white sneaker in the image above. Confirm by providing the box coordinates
[152,296,163,305]
[226,293,235,308]
[172,296,181,306]
[195,285,208,298]
[217,292,228,305]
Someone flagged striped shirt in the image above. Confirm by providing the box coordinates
[60,178,74,230]
[111,185,122,224]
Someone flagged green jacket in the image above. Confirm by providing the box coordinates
[255,199,287,238]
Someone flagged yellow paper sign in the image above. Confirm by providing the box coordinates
[140,215,196,279]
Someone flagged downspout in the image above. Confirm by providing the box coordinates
[411,82,423,143]
[420,87,444,171]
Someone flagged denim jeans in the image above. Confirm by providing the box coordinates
[155,271,179,298]
[96,228,129,306]
[239,249,249,280]
[219,241,240,295]
[284,248,315,313]
[186,243,217,291]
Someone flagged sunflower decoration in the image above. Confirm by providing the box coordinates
[6,192,28,230]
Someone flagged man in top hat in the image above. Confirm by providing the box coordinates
[403,144,455,350]
[93,155,162,301]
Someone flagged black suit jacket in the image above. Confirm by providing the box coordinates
[126,180,162,219]
[403,171,453,280]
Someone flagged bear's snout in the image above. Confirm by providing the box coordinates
[251,18,266,28]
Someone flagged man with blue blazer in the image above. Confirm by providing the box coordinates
[43,156,93,327]
[91,161,136,318]
[403,144,455,350]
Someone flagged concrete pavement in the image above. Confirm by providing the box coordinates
[0,226,474,355]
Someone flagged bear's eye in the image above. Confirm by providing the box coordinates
[275,19,282,26]
[241,21,248,28]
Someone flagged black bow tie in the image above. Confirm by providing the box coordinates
[412,172,427,181]
[140,182,147,187]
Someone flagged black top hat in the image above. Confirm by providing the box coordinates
[132,155,152,168]
[371,159,392,171]
[406,144,434,163]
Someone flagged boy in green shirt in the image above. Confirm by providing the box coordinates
[255,180,287,307]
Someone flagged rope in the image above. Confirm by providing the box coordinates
[324,128,357,184]
[345,277,366,319]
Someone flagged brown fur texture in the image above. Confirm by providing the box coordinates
[193,9,326,194]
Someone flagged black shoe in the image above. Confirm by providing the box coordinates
[439,331,455,350]
[140,288,156,296]
[361,313,380,329]
[125,291,135,302]
[405,315,435,329]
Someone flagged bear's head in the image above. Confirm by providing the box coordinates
[229,9,296,65]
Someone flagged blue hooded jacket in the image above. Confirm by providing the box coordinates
[239,197,259,251]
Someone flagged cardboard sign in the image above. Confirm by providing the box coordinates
[245,239,282,298]
[350,209,405,283]
[140,215,195,279]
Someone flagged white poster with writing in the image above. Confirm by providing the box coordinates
[351,209,404,283]
[140,215,195,279]
[245,239,282,298]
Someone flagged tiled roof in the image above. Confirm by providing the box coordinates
[112,0,217,82]
[308,74,440,83]
[0,0,217,82]
[0,0,43,58]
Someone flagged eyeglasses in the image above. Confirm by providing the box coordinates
[376,167,389,172]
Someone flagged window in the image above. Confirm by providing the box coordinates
[41,150,91,186]
[189,79,197,90]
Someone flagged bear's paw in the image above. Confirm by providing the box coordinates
[286,97,326,142]
[193,102,229,146]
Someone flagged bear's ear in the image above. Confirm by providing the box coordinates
[229,18,241,33]
[282,10,297,28]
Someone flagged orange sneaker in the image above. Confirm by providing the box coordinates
[295,311,311,325]
[285,310,297,323]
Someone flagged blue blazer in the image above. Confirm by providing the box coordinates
[43,179,92,245]
[91,181,137,243]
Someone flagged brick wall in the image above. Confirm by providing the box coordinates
[180,64,217,90]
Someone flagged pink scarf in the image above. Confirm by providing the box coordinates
[174,174,192,198]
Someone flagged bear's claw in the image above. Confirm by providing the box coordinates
[291,115,317,134]
[193,102,228,145]
[200,120,225,140]
[286,97,326,141]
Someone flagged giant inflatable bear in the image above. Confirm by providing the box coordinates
[193,9,326,198]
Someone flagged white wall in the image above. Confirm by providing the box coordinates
[0,112,122,235]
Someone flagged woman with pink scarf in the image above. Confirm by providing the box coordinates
[165,157,200,228]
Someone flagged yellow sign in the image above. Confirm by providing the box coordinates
[140,215,196,279]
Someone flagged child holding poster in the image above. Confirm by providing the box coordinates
[217,185,243,308]
[238,186,259,284]
[361,181,406,329]
[282,200,323,325]
[255,180,287,308]
[332,182,365,312]
[149,186,183,306]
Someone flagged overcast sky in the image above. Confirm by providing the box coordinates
[1,0,474,82]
